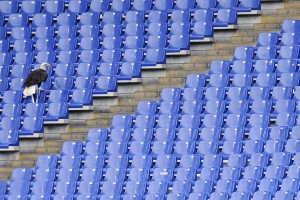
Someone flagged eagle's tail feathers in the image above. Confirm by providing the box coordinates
[23,85,36,97]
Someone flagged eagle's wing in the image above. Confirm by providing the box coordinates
[23,69,48,87]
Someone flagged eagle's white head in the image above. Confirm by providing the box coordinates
[40,62,51,70]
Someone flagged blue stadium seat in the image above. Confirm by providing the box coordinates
[155,128,176,141]
[98,63,119,76]
[202,154,222,168]
[93,76,117,94]
[209,60,230,74]
[231,74,253,87]
[84,141,105,156]
[35,51,56,64]
[204,100,226,114]
[79,37,99,50]
[34,27,54,40]
[182,88,203,101]
[167,34,190,52]
[131,0,153,11]
[181,101,202,115]
[192,179,214,194]
[231,60,253,74]
[74,76,95,90]
[279,72,299,87]
[236,179,258,193]
[67,0,88,14]
[123,36,145,49]
[199,167,220,181]
[110,128,131,142]
[119,62,142,80]
[124,11,145,24]
[124,181,147,196]
[256,32,279,46]
[75,63,97,76]
[278,46,300,59]
[238,0,261,11]
[248,127,268,141]
[8,181,30,195]
[147,10,168,23]
[11,27,31,41]
[281,20,300,34]
[31,181,53,196]
[276,59,298,74]
[131,154,152,169]
[79,25,100,38]
[57,13,77,26]
[54,181,77,195]
[104,168,126,181]
[214,9,237,27]
[89,0,110,13]
[0,116,21,131]
[10,65,31,79]
[20,115,43,135]
[147,181,168,195]
[102,11,122,25]
[44,1,64,15]
[250,100,272,114]
[44,103,68,121]
[280,177,300,192]
[35,38,56,52]
[202,114,223,128]
[0,130,19,148]
[221,166,242,180]
[271,152,292,166]
[0,78,9,93]
[170,10,191,23]
[54,63,75,77]
[111,115,133,129]
[152,168,173,181]
[20,1,41,16]
[233,46,255,60]
[171,181,192,195]
[0,1,18,15]
[217,0,239,9]
[153,0,173,11]
[11,168,32,182]
[122,49,144,62]
[69,89,93,108]
[146,23,167,37]
[224,114,247,128]
[81,168,102,182]
[227,100,248,114]
[110,0,131,12]
[280,32,300,46]
[174,0,196,10]
[208,74,230,87]
[223,128,244,141]
[84,155,105,169]
[255,73,276,87]
[252,191,272,200]
[129,141,150,155]
[86,128,108,143]
[57,26,77,39]
[259,178,279,193]
[107,142,128,155]
[78,12,100,25]
[248,87,270,100]
[255,46,277,60]
[134,115,156,128]
[146,35,167,49]
[199,128,221,142]
[152,141,173,155]
[100,181,123,195]
[32,14,53,28]
[190,21,214,40]
[159,101,180,115]
[175,168,196,181]
[184,74,206,88]
[273,100,295,114]
[215,179,236,194]
[274,191,294,200]
[124,23,145,36]
[252,60,275,74]
[226,87,248,101]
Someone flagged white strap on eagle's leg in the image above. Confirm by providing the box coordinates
[31,95,35,103]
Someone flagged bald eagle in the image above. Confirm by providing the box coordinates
[23,62,51,103]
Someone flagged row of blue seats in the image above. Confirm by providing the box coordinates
[0,62,141,79]
[0,75,117,93]
[81,126,300,143]
[1,176,300,200]
[1,21,213,40]
[0,9,237,29]
[160,86,300,102]
[184,73,300,88]
[0,49,166,66]
[28,138,300,157]
[0,35,193,53]
[0,0,261,16]
[0,182,299,200]
[135,99,300,115]
[232,46,300,61]
[257,32,300,47]
[209,59,300,75]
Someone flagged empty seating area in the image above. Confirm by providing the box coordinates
[3,15,300,199]
[0,0,262,149]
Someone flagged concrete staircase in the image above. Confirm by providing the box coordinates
[0,0,295,181]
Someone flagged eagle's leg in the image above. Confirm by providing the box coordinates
[31,95,35,103]
[36,87,42,103]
